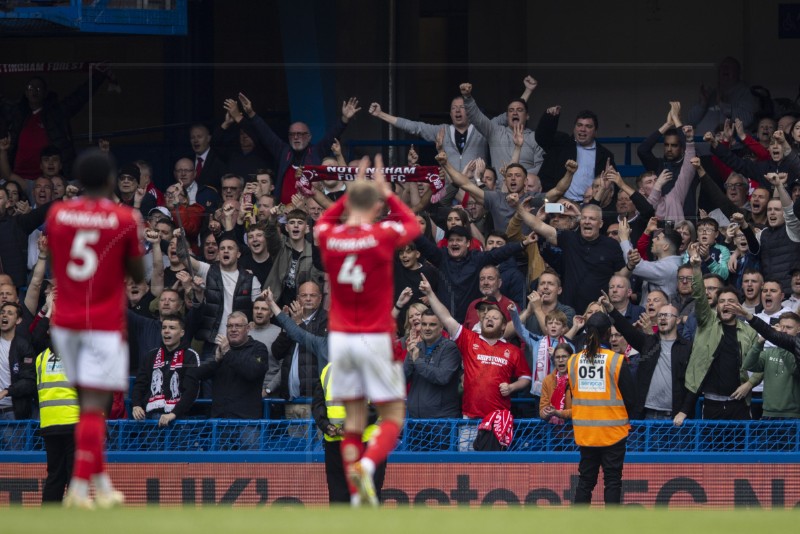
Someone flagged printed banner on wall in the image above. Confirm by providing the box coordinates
[1,463,799,508]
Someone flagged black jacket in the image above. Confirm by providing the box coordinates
[753,225,800,297]
[4,334,37,420]
[0,203,51,288]
[610,309,693,418]
[534,110,616,192]
[196,265,255,343]
[191,337,268,419]
[272,308,328,399]
[132,343,200,419]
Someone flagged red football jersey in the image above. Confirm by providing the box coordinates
[315,194,421,333]
[47,198,144,332]
[454,326,532,419]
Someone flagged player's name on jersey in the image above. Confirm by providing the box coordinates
[325,235,379,252]
[55,209,120,229]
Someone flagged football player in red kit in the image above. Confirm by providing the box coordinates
[47,149,145,508]
[315,155,421,506]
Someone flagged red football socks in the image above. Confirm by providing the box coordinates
[363,420,401,466]
[341,433,364,495]
[73,410,106,481]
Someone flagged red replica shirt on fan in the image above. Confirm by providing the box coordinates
[454,326,532,419]
[315,193,421,333]
[47,198,144,332]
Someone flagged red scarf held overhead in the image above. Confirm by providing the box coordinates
[296,165,445,198]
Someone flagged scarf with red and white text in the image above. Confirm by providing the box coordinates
[296,165,446,201]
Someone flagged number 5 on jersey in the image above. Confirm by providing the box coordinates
[67,229,100,281]
[337,254,366,292]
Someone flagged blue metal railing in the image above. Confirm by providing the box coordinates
[2,418,797,454]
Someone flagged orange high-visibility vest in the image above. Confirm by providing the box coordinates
[567,348,630,447]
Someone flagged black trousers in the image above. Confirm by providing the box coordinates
[42,432,75,503]
[323,440,387,504]
[702,398,750,420]
[573,437,627,505]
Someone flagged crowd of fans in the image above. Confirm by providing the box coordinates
[1,60,800,446]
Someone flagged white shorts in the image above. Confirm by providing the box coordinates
[51,327,129,392]
[328,331,405,403]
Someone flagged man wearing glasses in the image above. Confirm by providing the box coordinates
[171,157,220,214]
[599,294,693,421]
[225,92,361,205]
[192,311,267,422]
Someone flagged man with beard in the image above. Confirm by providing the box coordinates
[600,295,693,420]
[674,244,760,425]
[518,203,625,314]
[131,315,200,426]
[463,265,515,332]
[460,80,545,181]
[420,275,531,419]
[750,178,800,296]
[621,226,683,302]
[637,102,700,218]
[228,92,360,205]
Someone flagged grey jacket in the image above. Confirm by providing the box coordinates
[463,96,544,175]
[393,119,494,172]
[404,336,462,418]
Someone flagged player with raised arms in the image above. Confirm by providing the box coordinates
[314,154,421,506]
[47,148,145,508]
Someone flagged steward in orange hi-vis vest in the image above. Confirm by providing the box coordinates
[568,348,630,447]
[566,311,635,506]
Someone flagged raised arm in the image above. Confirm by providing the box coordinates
[419,273,459,337]
[662,126,696,207]
[145,229,164,297]
[543,159,577,202]
[516,199,557,245]
[435,150,484,202]
[24,235,48,315]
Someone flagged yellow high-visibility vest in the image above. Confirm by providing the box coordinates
[36,348,79,428]
[320,364,378,443]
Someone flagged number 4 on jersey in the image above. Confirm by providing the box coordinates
[337,254,366,292]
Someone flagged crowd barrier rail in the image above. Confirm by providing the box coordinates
[2,418,798,457]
